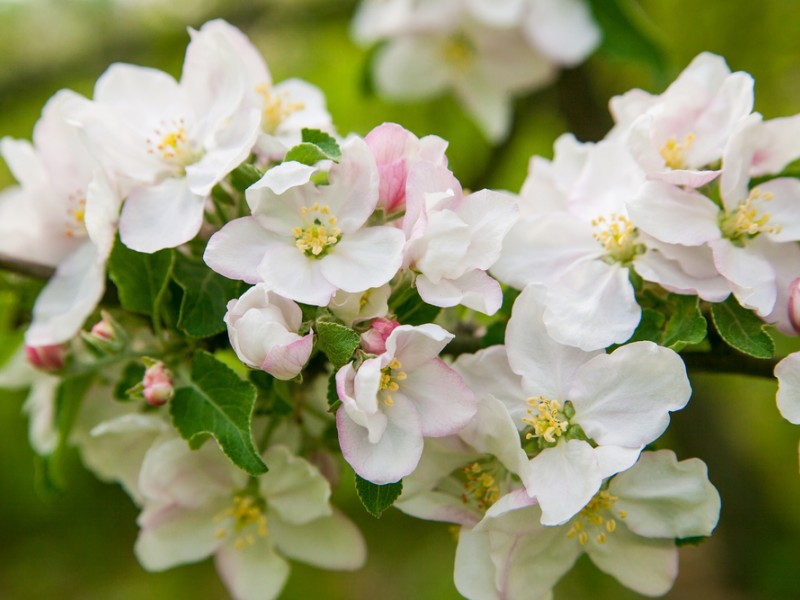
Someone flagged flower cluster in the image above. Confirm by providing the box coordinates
[1,15,799,600]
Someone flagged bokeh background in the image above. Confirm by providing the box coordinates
[1,0,799,598]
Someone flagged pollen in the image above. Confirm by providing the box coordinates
[64,194,87,238]
[293,203,342,257]
[213,494,269,550]
[522,396,569,444]
[659,132,696,170]
[592,213,640,263]
[566,490,624,546]
[146,118,203,169]
[256,83,305,134]
[720,187,781,242]
[459,462,500,511]
[379,358,407,408]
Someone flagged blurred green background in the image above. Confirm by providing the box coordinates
[1,0,799,598]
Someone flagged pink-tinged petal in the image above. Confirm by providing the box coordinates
[325,137,380,231]
[204,217,276,284]
[135,502,224,571]
[25,243,105,346]
[492,212,600,289]
[523,0,600,65]
[215,538,290,600]
[775,352,800,424]
[628,181,721,246]
[634,247,731,303]
[336,395,423,484]
[119,178,204,253]
[710,238,776,315]
[569,342,690,448]
[610,450,720,539]
[258,242,336,306]
[585,522,678,596]
[751,114,800,176]
[416,269,503,315]
[398,358,476,437]
[543,260,640,351]
[758,178,800,242]
[263,332,313,380]
[387,323,453,372]
[270,510,366,571]
[506,284,598,400]
[320,226,405,293]
[523,439,603,526]
[647,168,720,188]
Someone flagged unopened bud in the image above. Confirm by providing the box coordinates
[143,362,174,406]
[361,318,400,354]
[25,344,66,371]
[789,277,800,335]
[90,317,115,342]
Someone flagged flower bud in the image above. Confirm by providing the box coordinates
[789,278,800,335]
[25,344,66,371]
[90,317,115,342]
[143,362,174,407]
[360,318,400,354]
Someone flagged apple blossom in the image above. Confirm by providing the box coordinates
[336,323,477,484]
[225,284,313,380]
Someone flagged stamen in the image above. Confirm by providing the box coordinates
[459,462,500,511]
[591,213,639,263]
[256,83,305,134]
[565,490,624,546]
[378,358,406,408]
[212,494,269,550]
[659,132,696,170]
[522,396,569,443]
[720,187,781,241]
[294,204,342,257]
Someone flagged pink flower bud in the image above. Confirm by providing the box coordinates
[90,318,115,342]
[361,318,400,354]
[143,362,174,407]
[25,344,66,371]
[789,277,800,335]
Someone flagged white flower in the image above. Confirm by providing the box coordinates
[135,438,366,600]
[0,90,120,346]
[204,137,406,306]
[65,20,261,252]
[454,451,720,599]
[225,284,313,380]
[335,323,477,484]
[775,352,800,424]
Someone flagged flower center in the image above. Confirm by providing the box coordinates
[292,203,342,257]
[719,187,780,242]
[214,494,269,550]
[64,192,87,238]
[256,83,306,135]
[441,33,475,73]
[378,357,407,407]
[146,119,203,171]
[459,462,501,511]
[592,213,640,263]
[659,132,696,170]
[566,490,625,546]
[522,396,569,444]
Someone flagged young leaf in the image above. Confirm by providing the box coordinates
[230,163,264,192]
[355,474,403,518]
[710,296,774,359]
[626,308,666,344]
[663,295,707,350]
[172,254,244,338]
[284,129,342,166]
[170,351,267,476]
[391,288,442,326]
[108,237,174,317]
[327,371,341,410]
[315,321,360,369]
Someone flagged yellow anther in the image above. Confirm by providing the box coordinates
[720,187,782,241]
[384,395,394,407]
[256,83,306,134]
[578,532,589,546]
[459,462,500,511]
[294,204,342,257]
[592,213,639,263]
[522,396,569,443]
[378,358,406,408]
[213,494,269,551]
[597,533,607,544]
[606,519,616,532]
[147,119,202,168]
[566,490,621,546]
[659,132,696,170]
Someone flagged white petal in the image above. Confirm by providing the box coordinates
[373,38,451,101]
[319,226,405,293]
[710,238,776,315]
[215,538,290,600]
[204,217,276,284]
[775,352,800,424]
[119,178,205,253]
[454,528,502,600]
[258,445,331,525]
[416,269,503,315]
[258,242,336,306]
[758,178,800,243]
[523,0,601,65]
[610,450,721,539]
[270,510,366,570]
[569,341,690,447]
[751,114,800,176]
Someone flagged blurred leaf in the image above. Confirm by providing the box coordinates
[627,308,666,344]
[663,294,707,351]
[390,287,442,326]
[230,163,264,192]
[586,0,666,77]
[710,296,774,358]
[355,474,402,518]
[108,237,174,317]
[316,321,360,369]
[285,129,342,165]
[113,361,146,402]
[171,351,267,476]
[172,254,244,338]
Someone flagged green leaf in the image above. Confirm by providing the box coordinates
[675,535,708,547]
[710,296,774,359]
[355,474,403,518]
[315,321,360,369]
[327,371,341,410]
[586,0,666,78]
[108,237,174,317]
[391,288,442,326]
[626,308,666,344]
[170,351,267,476]
[230,163,264,192]
[284,129,342,166]
[172,254,244,338]
[663,295,707,351]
